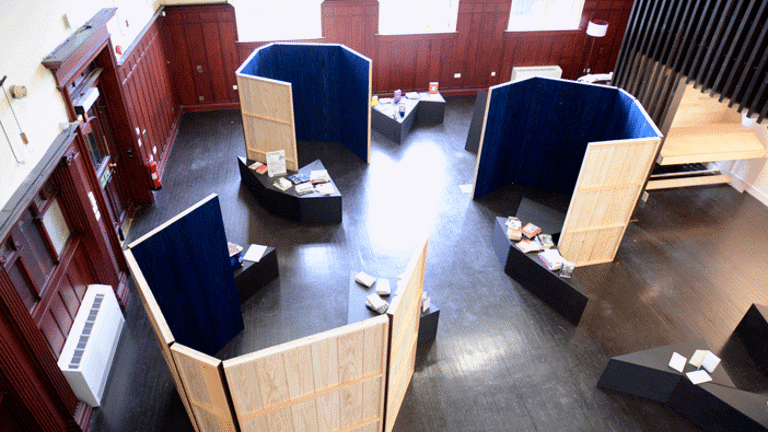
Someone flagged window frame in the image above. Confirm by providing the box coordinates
[377,0,461,36]
[506,0,586,33]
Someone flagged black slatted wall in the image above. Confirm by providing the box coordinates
[613,0,768,127]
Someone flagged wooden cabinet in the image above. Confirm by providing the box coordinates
[163,4,240,109]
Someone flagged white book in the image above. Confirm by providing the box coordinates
[355,271,376,288]
[366,293,389,314]
[376,278,391,296]
[266,150,286,177]
[686,370,712,385]
[668,352,687,373]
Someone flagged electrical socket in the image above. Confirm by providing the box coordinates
[233,85,238,91]
[491,71,496,77]
[454,73,461,79]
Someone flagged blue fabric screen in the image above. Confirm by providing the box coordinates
[130,196,244,356]
[239,44,370,163]
[474,77,661,199]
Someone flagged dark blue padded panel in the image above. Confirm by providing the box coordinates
[474,77,660,199]
[130,196,244,356]
[602,90,660,141]
[238,43,370,162]
[340,46,370,162]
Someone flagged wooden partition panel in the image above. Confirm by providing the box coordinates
[171,344,237,432]
[223,316,389,432]
[384,238,428,432]
[237,74,298,171]
[559,137,661,266]
[124,250,200,432]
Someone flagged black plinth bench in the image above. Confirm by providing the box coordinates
[491,199,588,325]
[734,304,768,373]
[346,274,440,346]
[371,92,445,144]
[238,157,342,224]
[598,339,768,432]
[233,246,279,304]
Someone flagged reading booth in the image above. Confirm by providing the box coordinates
[475,77,662,324]
[125,194,427,432]
[235,43,372,223]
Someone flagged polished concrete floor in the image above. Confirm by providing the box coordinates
[90,98,768,432]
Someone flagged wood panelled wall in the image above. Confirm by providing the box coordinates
[117,13,180,180]
[163,4,240,109]
[237,0,634,95]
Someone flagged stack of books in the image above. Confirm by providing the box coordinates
[294,182,314,196]
[516,238,543,253]
[538,249,565,271]
[288,173,310,185]
[506,216,522,241]
[249,161,268,174]
[537,234,554,249]
[315,183,334,196]
[310,170,330,185]
[273,177,293,191]
[522,223,541,239]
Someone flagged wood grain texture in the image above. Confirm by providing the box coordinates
[223,316,389,432]
[236,74,299,171]
[646,174,733,190]
[124,249,200,432]
[171,344,236,432]
[385,238,428,432]
[559,137,661,266]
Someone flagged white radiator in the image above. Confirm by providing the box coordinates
[57,284,125,407]
[511,65,563,82]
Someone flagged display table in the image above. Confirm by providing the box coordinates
[238,157,342,223]
[371,92,446,144]
[734,303,768,372]
[598,339,768,432]
[346,274,439,346]
[233,246,279,304]
[491,199,587,325]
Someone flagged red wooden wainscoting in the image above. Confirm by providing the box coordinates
[234,0,634,95]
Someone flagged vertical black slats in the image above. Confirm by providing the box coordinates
[656,71,683,130]
[750,70,768,122]
[612,0,644,87]
[680,0,716,80]
[623,0,657,94]
[626,0,665,97]
[732,19,768,111]
[638,0,684,114]
[702,0,750,92]
[619,0,655,89]
[719,0,768,103]
[686,0,725,86]
[647,0,698,120]
[693,0,738,90]
[710,0,759,98]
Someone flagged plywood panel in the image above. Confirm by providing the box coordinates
[223,316,389,432]
[385,237,428,432]
[559,138,661,266]
[171,344,237,432]
[124,249,200,432]
[236,74,298,171]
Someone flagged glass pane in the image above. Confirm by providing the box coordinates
[83,123,104,170]
[8,261,38,311]
[42,199,71,256]
[380,0,458,35]
[19,210,55,286]
[233,0,322,41]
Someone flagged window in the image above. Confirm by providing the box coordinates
[508,0,585,32]
[379,0,460,35]
[232,0,322,42]
[0,180,72,312]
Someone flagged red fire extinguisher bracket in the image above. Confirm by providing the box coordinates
[146,160,162,190]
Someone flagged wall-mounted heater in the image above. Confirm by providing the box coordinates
[511,65,563,82]
[57,284,125,407]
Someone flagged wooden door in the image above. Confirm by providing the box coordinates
[384,238,428,432]
[223,317,389,432]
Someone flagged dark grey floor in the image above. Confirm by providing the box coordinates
[90,98,768,432]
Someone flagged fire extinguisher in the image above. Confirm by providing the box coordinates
[146,160,162,190]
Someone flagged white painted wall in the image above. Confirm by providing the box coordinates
[730,117,768,207]
[0,0,162,210]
